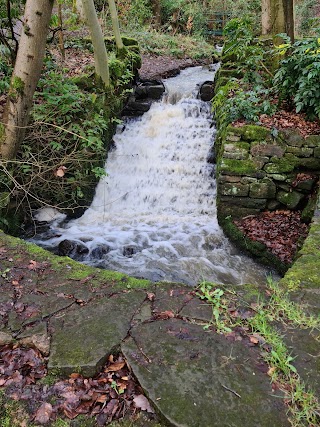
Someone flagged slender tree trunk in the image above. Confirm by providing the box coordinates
[261,0,286,42]
[261,0,271,35]
[81,0,110,86]
[57,1,65,60]
[107,0,123,49]
[283,0,294,43]
[151,0,161,27]
[1,0,54,159]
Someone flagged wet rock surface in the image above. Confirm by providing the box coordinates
[122,79,165,117]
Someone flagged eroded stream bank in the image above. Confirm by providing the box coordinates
[31,66,276,285]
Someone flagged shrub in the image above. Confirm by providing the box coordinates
[273,34,320,119]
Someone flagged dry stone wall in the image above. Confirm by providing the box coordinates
[217,124,320,222]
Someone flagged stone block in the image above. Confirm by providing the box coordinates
[286,146,313,157]
[253,156,269,169]
[280,129,305,147]
[249,178,276,199]
[218,175,241,183]
[219,182,249,197]
[223,152,249,160]
[264,155,298,173]
[223,142,250,160]
[267,200,281,210]
[276,190,304,209]
[251,143,285,157]
[220,159,257,176]
[220,196,267,209]
[225,134,241,142]
[314,147,320,158]
[218,204,261,219]
[305,135,320,147]
[241,177,257,184]
[267,174,287,181]
[226,125,271,141]
[296,158,320,170]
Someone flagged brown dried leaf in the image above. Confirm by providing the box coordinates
[34,402,53,424]
[249,336,259,345]
[154,310,175,319]
[54,166,67,177]
[105,361,125,372]
[133,394,154,413]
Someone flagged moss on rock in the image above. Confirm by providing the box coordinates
[219,158,257,175]
[227,125,271,141]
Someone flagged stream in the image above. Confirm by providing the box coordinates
[33,66,276,285]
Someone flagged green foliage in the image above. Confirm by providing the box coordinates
[212,18,277,124]
[0,70,111,216]
[123,28,215,60]
[295,0,320,36]
[0,0,24,62]
[224,0,261,31]
[117,0,152,27]
[196,282,232,333]
[161,0,207,36]
[223,17,272,85]
[0,46,12,94]
[273,34,320,119]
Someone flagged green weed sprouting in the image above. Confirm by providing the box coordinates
[197,278,320,426]
[196,281,232,333]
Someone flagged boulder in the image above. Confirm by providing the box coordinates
[58,239,89,259]
[198,80,214,101]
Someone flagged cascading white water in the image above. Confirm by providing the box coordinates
[35,66,276,285]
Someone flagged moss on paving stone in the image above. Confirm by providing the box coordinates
[48,290,146,377]
[0,230,151,291]
[122,319,290,427]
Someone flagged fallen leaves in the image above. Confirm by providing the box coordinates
[0,349,154,425]
[153,310,175,320]
[133,394,154,413]
[34,403,53,424]
[234,210,309,264]
[233,110,320,137]
[259,111,320,138]
[0,345,47,389]
[54,166,67,178]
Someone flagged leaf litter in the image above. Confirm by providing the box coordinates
[0,346,154,425]
[234,210,309,264]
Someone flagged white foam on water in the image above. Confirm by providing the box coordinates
[34,66,276,285]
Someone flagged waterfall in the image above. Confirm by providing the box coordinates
[33,66,275,285]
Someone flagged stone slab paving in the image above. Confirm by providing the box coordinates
[48,290,146,376]
[0,231,319,426]
[122,319,289,427]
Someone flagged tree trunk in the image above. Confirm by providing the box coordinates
[151,0,161,27]
[81,0,110,86]
[57,1,65,60]
[261,0,271,35]
[261,0,286,42]
[283,0,294,43]
[107,0,124,49]
[1,0,54,159]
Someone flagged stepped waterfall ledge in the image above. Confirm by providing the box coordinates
[32,67,275,285]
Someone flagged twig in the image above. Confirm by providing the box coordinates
[220,383,241,398]
[259,60,273,78]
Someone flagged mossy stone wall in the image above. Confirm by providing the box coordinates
[217,124,320,222]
